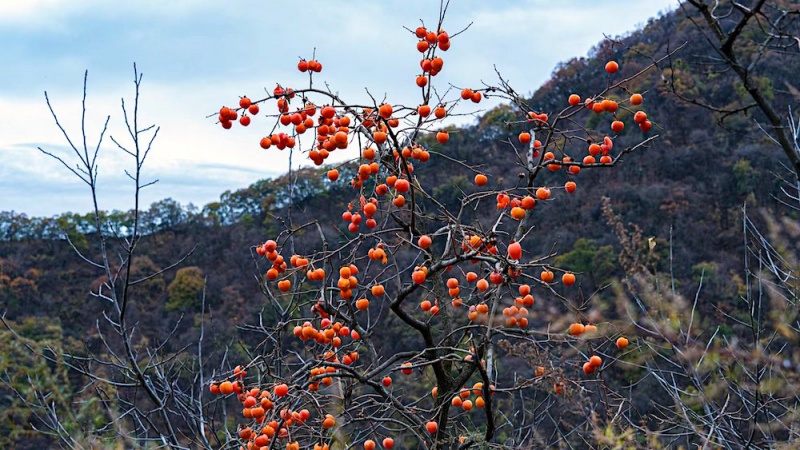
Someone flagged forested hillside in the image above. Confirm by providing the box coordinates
[2,2,799,448]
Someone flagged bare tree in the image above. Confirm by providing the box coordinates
[676,0,800,185]
[2,65,221,449]
[617,3,800,447]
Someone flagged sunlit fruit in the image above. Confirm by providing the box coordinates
[394,179,410,193]
[540,270,554,283]
[535,187,550,200]
[569,323,585,336]
[426,421,438,433]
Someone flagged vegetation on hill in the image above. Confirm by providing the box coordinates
[1,1,799,448]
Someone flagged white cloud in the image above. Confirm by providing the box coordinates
[0,0,77,21]
[0,0,217,27]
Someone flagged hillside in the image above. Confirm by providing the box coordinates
[2,3,799,449]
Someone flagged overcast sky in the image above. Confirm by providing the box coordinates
[0,0,676,217]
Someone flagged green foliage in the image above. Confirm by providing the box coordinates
[432,175,470,214]
[57,215,91,250]
[477,104,516,140]
[144,198,187,231]
[554,238,618,285]
[732,158,757,197]
[663,59,701,98]
[691,261,717,285]
[734,76,774,102]
[166,266,205,312]
[0,318,111,448]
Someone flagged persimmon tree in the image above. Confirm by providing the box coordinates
[206,5,676,450]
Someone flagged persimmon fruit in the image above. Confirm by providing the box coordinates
[426,421,438,433]
[569,322,585,336]
[274,383,289,397]
[540,270,554,283]
[535,187,551,200]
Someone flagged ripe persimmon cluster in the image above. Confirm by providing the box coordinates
[207,10,652,448]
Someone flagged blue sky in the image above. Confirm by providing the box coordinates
[0,0,676,217]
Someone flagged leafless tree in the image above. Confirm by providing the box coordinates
[1,65,227,449]
[676,0,800,187]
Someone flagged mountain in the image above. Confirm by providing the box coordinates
[2,3,799,448]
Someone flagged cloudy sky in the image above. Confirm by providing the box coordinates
[0,0,676,217]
